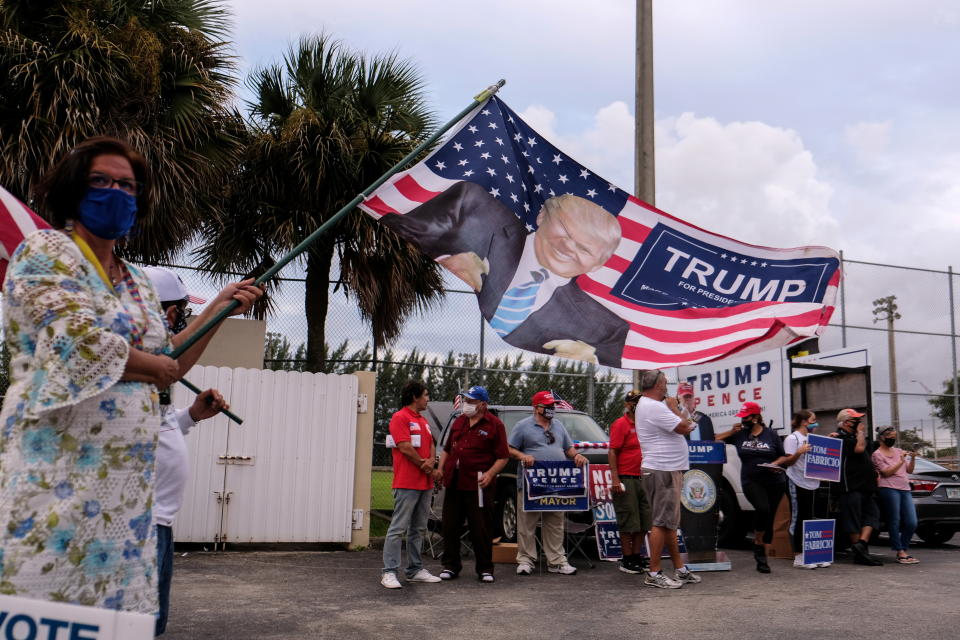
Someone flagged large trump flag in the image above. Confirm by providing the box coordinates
[1,186,50,284]
[360,96,839,369]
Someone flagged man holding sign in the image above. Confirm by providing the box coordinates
[508,391,587,576]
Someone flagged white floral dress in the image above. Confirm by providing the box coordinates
[0,229,169,614]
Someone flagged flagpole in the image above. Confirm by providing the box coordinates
[170,79,506,363]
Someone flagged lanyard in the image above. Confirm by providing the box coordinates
[70,231,150,350]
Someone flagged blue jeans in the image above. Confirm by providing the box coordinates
[878,487,918,551]
[155,524,174,635]
[382,488,432,577]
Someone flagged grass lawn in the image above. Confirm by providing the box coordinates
[371,469,394,510]
[370,469,394,537]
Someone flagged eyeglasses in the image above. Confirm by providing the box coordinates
[544,430,555,445]
[88,172,143,196]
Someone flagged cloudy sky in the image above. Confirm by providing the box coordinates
[219,0,960,438]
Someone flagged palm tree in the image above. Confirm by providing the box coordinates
[0,0,240,263]
[196,34,445,371]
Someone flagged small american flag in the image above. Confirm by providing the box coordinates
[550,389,574,411]
[1,186,50,283]
[361,96,840,368]
[452,394,462,411]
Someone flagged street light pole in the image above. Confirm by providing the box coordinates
[873,295,901,428]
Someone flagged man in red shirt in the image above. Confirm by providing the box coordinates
[437,386,509,583]
[381,380,443,589]
[608,389,653,575]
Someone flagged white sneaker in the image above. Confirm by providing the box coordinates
[380,572,402,589]
[793,557,817,570]
[547,562,577,575]
[816,562,831,568]
[675,567,702,583]
[644,571,682,589]
[408,569,442,583]
[516,563,534,575]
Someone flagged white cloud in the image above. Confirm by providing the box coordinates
[519,103,840,250]
[845,120,892,156]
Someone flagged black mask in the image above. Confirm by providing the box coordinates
[882,437,896,447]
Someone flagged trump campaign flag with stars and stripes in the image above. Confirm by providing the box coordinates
[1,186,50,283]
[359,96,840,370]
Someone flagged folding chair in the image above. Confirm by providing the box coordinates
[565,517,596,569]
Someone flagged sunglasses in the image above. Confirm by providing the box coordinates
[544,430,555,445]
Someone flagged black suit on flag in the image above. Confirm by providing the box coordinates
[381,181,629,367]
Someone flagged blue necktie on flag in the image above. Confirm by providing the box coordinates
[360,96,841,369]
[489,268,548,337]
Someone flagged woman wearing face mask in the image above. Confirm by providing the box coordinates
[782,410,828,569]
[715,401,786,573]
[871,427,920,564]
[0,137,260,614]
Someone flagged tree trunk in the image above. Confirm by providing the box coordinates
[305,243,335,373]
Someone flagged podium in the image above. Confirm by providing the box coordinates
[680,442,731,571]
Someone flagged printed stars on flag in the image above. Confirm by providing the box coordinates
[422,96,630,231]
[490,187,500,197]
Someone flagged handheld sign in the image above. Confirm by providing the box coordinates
[804,434,842,482]
[588,464,623,560]
[523,461,589,511]
[0,594,154,639]
[802,519,835,566]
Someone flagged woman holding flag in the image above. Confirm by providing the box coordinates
[0,137,260,614]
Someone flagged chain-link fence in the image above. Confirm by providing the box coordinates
[154,253,960,466]
[3,253,955,465]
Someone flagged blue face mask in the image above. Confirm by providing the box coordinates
[807,422,819,429]
[77,187,137,239]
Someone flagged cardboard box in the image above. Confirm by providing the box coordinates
[491,542,518,564]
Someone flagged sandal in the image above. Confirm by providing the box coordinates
[480,572,495,583]
[897,555,919,564]
[439,569,457,580]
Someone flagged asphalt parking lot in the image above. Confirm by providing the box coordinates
[164,538,959,639]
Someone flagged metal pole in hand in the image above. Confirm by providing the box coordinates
[169,80,507,425]
[170,79,507,361]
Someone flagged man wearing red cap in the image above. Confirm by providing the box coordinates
[508,391,588,575]
[677,382,714,441]
[715,401,787,573]
[834,408,883,566]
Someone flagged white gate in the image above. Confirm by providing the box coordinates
[171,366,359,544]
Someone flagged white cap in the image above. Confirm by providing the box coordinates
[142,266,206,304]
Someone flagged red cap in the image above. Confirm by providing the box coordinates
[837,408,865,422]
[677,382,694,397]
[531,391,556,407]
[735,401,762,418]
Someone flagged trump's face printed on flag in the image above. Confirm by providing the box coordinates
[533,194,621,279]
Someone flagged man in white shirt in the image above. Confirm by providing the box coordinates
[144,266,234,635]
[634,369,702,589]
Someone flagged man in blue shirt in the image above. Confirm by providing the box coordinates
[508,391,588,575]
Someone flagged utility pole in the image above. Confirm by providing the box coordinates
[873,295,901,428]
[633,0,654,391]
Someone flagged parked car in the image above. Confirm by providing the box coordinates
[907,457,960,545]
[432,406,610,542]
